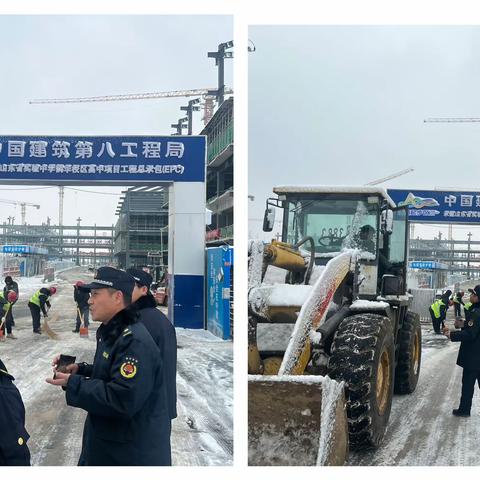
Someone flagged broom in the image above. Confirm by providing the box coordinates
[78,307,89,338]
[0,316,5,342]
[42,306,59,340]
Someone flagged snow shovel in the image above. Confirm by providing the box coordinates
[42,307,59,340]
[77,308,89,338]
[248,375,348,466]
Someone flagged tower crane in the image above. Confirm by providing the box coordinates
[424,117,480,123]
[365,167,414,186]
[0,199,40,225]
[30,87,234,125]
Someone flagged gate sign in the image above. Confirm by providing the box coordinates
[0,135,206,183]
[388,189,480,224]
[2,245,48,255]
[409,261,448,270]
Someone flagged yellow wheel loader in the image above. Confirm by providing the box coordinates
[248,186,421,465]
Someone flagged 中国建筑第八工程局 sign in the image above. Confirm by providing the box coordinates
[388,189,480,224]
[0,136,206,184]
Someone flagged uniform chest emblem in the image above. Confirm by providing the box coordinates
[468,321,474,327]
[103,351,109,359]
[120,356,138,379]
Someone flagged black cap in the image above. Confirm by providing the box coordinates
[80,266,134,297]
[126,267,153,289]
[468,285,480,297]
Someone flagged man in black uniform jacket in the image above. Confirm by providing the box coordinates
[0,358,30,466]
[72,280,90,333]
[443,284,480,417]
[126,267,177,421]
[46,267,171,466]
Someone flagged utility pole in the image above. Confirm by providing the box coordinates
[171,116,188,135]
[180,98,201,135]
[467,231,472,279]
[59,186,64,260]
[208,40,233,106]
[76,217,81,267]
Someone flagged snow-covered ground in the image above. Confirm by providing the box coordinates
[0,267,233,466]
[348,305,480,466]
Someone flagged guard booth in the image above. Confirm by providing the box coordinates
[0,135,206,329]
[1,244,48,277]
[407,260,448,289]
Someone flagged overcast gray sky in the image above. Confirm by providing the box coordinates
[249,26,480,241]
[0,15,232,227]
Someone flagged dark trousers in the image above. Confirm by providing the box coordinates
[75,306,89,330]
[454,303,462,317]
[28,303,41,332]
[458,369,480,413]
[429,308,444,333]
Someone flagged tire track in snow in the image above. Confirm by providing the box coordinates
[348,326,480,466]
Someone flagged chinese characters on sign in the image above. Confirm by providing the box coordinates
[388,189,480,224]
[0,136,205,183]
[2,140,185,160]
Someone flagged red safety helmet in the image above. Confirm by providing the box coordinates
[49,286,57,295]
[7,291,17,302]
[75,281,84,288]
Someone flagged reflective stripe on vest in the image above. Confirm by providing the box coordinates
[431,299,445,318]
[29,289,47,307]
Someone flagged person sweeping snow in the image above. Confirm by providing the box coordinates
[28,286,56,335]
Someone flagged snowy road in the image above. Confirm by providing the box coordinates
[348,310,480,466]
[0,267,233,466]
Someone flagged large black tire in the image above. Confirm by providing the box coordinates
[394,311,421,394]
[328,313,395,450]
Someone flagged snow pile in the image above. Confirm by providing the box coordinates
[262,265,287,285]
[248,374,326,384]
[272,185,396,208]
[267,284,312,307]
[350,299,390,311]
[279,251,353,375]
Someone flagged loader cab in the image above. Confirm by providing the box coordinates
[265,187,408,298]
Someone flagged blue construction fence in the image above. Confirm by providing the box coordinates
[206,246,233,340]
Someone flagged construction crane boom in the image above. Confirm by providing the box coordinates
[365,168,414,186]
[0,199,40,225]
[424,118,480,123]
[29,87,234,105]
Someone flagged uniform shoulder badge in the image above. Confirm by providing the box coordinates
[120,356,138,379]
[468,320,474,327]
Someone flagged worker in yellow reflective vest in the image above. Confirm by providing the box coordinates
[28,287,56,334]
[429,290,452,334]
[464,301,473,321]
[0,291,18,340]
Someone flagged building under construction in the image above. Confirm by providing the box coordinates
[409,232,480,280]
[0,221,114,275]
[203,97,233,246]
[114,186,168,275]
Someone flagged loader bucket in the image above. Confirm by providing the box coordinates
[248,375,348,466]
